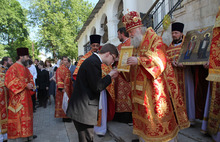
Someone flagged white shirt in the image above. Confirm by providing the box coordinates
[94,52,102,63]
[28,64,37,84]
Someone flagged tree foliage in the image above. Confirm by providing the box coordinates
[0,44,9,59]
[29,0,94,60]
[0,0,40,61]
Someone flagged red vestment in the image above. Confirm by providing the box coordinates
[55,64,73,118]
[101,64,115,121]
[0,66,8,135]
[4,62,34,139]
[206,9,220,135]
[166,36,186,105]
[115,38,132,112]
[73,51,93,80]
[129,28,189,142]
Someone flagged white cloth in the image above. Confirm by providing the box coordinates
[54,59,61,69]
[28,64,37,84]
[0,129,7,142]
[94,90,107,135]
[94,53,103,63]
[62,92,69,114]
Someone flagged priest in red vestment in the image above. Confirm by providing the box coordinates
[5,48,35,141]
[166,22,186,103]
[55,56,73,122]
[0,57,9,142]
[122,11,190,142]
[73,34,102,80]
[113,27,132,123]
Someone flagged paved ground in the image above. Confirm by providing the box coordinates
[33,99,116,142]
[33,100,69,142]
[33,99,213,142]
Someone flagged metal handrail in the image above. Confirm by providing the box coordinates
[142,0,183,32]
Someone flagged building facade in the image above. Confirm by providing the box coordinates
[76,0,220,55]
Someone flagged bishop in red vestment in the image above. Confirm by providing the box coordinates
[122,11,190,142]
[5,48,35,141]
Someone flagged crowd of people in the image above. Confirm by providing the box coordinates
[0,9,219,142]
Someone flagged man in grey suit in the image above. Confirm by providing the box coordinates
[67,43,119,142]
[67,58,76,87]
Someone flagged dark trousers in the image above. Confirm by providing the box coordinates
[73,120,94,142]
[31,93,36,110]
[38,89,48,107]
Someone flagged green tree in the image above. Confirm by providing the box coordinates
[0,0,40,61]
[29,0,93,60]
[0,44,9,59]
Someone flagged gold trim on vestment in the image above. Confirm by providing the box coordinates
[163,64,190,129]
[133,125,179,142]
[8,105,23,113]
[206,69,220,82]
[207,82,220,135]
[166,47,182,52]
[146,50,165,73]
[147,28,158,48]
[57,82,64,84]
[181,61,208,65]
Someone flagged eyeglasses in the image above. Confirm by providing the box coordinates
[110,53,116,62]
[91,44,100,47]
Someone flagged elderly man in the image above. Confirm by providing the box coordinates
[122,11,190,142]
[5,48,35,142]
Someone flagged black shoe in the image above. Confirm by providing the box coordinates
[132,139,139,142]
[36,105,42,108]
[33,135,37,139]
[97,134,104,137]
[62,118,72,122]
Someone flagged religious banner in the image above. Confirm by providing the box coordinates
[117,46,133,72]
[178,26,213,65]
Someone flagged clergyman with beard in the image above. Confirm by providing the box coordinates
[4,47,35,142]
[1,57,13,72]
[122,11,190,142]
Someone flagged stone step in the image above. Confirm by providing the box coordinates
[107,121,138,142]
[107,121,213,142]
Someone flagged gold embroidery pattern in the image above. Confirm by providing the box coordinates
[131,28,189,142]
[207,82,220,135]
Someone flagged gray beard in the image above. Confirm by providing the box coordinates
[130,34,143,48]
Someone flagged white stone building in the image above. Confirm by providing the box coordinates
[76,0,220,55]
